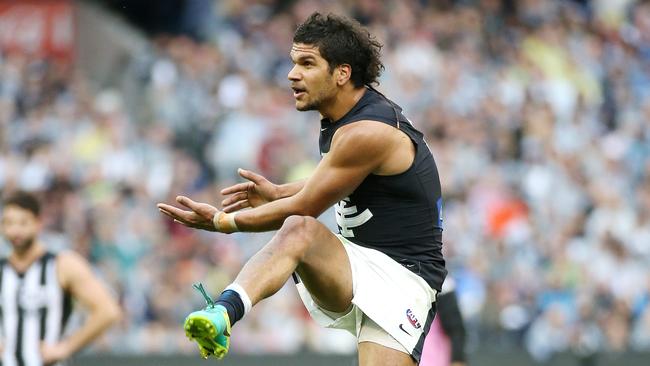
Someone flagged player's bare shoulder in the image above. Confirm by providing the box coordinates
[332,120,396,152]
[55,249,87,266]
[332,120,415,175]
[55,250,92,288]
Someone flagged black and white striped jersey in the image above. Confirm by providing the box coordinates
[0,252,73,366]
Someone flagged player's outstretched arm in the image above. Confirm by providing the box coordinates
[220,168,306,213]
[41,251,121,364]
[157,121,401,233]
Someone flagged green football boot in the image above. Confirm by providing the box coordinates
[184,283,232,359]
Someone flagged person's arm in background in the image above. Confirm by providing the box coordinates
[437,290,467,366]
[40,251,122,365]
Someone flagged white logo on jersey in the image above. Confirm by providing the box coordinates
[335,197,373,237]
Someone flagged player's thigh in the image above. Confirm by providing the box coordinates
[292,217,352,313]
[358,342,416,366]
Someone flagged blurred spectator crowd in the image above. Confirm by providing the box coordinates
[1,0,650,362]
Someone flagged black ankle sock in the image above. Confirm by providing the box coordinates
[215,289,245,326]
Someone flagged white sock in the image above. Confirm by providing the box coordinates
[224,283,252,316]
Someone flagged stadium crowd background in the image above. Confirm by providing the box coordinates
[1,0,649,363]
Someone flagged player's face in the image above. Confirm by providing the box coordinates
[1,205,40,253]
[288,43,337,112]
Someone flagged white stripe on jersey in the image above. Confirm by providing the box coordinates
[44,258,63,343]
[21,260,43,366]
[2,264,20,366]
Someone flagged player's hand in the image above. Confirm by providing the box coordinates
[450,362,466,366]
[40,341,71,365]
[157,196,220,232]
[220,169,279,212]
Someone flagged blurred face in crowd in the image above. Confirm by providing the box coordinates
[1,205,40,254]
[288,43,339,112]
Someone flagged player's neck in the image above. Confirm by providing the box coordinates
[9,241,46,272]
[320,86,366,122]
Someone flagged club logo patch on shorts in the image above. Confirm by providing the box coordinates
[406,309,421,329]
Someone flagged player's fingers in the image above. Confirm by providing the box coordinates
[161,208,205,230]
[176,195,200,210]
[221,182,251,195]
[173,219,190,227]
[157,204,192,222]
[157,203,183,215]
[157,204,177,217]
[238,168,266,184]
[221,192,247,207]
[158,207,180,221]
[156,203,174,211]
[223,200,250,213]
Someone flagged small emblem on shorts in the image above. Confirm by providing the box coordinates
[398,323,412,337]
[406,309,422,329]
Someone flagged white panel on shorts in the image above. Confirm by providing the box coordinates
[295,234,437,355]
[358,313,408,353]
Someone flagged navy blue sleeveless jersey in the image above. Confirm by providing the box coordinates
[319,88,446,291]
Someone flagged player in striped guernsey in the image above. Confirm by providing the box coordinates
[0,192,121,366]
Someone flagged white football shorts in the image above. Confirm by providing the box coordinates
[294,234,438,362]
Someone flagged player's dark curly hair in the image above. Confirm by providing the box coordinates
[293,12,384,87]
[3,191,40,216]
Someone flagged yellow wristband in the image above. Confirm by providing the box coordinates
[212,211,239,233]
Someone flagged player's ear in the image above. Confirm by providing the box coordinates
[336,64,352,86]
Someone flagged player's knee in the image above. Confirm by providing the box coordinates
[279,215,319,239]
[276,215,320,256]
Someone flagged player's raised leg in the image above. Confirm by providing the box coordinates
[236,215,353,311]
[184,215,354,358]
